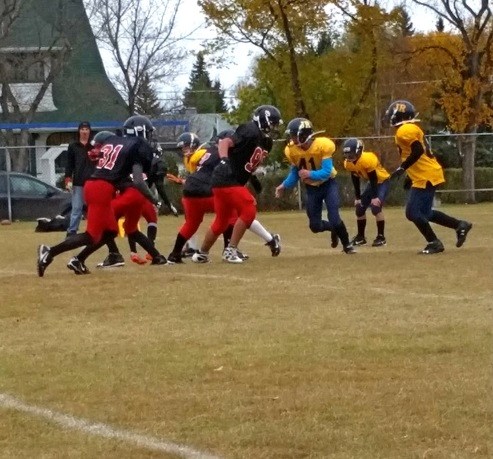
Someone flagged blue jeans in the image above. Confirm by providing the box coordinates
[304,179,341,233]
[67,185,85,234]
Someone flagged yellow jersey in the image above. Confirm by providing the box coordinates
[284,137,337,186]
[395,123,444,188]
[183,148,208,174]
[344,151,390,183]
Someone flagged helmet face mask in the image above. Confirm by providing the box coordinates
[343,138,364,162]
[176,132,201,156]
[123,115,154,140]
[286,118,314,146]
[385,100,417,127]
[252,105,283,136]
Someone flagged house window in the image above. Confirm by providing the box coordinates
[3,52,46,83]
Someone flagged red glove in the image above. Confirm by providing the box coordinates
[64,177,73,191]
[88,146,101,162]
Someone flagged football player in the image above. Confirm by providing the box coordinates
[168,131,280,263]
[385,100,472,254]
[343,138,390,247]
[125,143,179,265]
[37,116,168,277]
[192,105,283,263]
[275,118,355,254]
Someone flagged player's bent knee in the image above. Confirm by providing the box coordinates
[370,205,382,216]
[355,205,366,218]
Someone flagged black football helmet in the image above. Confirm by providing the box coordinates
[176,132,201,151]
[384,100,417,127]
[123,115,154,139]
[252,105,283,135]
[286,118,314,145]
[91,130,114,146]
[342,138,364,162]
[216,129,235,140]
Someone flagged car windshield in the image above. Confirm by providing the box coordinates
[10,175,51,196]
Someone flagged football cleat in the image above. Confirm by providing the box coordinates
[130,253,148,265]
[97,252,125,268]
[222,247,244,264]
[37,244,53,277]
[455,221,472,248]
[182,247,198,258]
[67,257,90,275]
[372,235,387,247]
[192,251,210,263]
[266,233,281,256]
[167,252,184,264]
[150,255,168,265]
[236,249,249,260]
[419,240,444,255]
[343,244,357,254]
[350,235,367,246]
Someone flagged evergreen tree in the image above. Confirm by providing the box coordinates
[436,17,445,32]
[315,31,335,56]
[396,6,415,37]
[135,73,163,117]
[182,52,227,113]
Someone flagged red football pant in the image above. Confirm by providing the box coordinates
[210,186,256,236]
[141,198,158,224]
[112,187,147,235]
[84,179,118,243]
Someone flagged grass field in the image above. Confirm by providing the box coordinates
[0,204,491,458]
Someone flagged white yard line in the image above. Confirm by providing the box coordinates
[0,393,220,459]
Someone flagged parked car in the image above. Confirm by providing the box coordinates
[0,171,72,221]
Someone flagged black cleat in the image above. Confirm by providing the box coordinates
[419,240,445,255]
[167,252,184,264]
[37,244,53,277]
[350,235,367,246]
[266,233,281,257]
[67,257,90,275]
[343,244,357,254]
[372,235,387,247]
[97,252,125,268]
[151,254,168,265]
[456,221,472,248]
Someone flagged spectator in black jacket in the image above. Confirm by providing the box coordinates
[64,121,94,236]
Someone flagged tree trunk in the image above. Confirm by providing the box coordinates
[460,134,476,203]
[9,130,30,172]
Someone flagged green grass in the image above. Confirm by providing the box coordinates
[0,204,492,458]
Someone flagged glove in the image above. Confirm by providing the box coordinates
[390,167,405,180]
[166,173,185,185]
[64,177,73,191]
[88,147,101,162]
[169,204,179,217]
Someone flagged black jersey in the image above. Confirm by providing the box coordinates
[183,146,221,197]
[90,135,153,186]
[146,156,167,187]
[212,121,273,187]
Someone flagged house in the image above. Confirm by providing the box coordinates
[0,0,233,184]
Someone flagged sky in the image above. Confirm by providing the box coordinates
[97,0,446,109]
[170,0,442,93]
